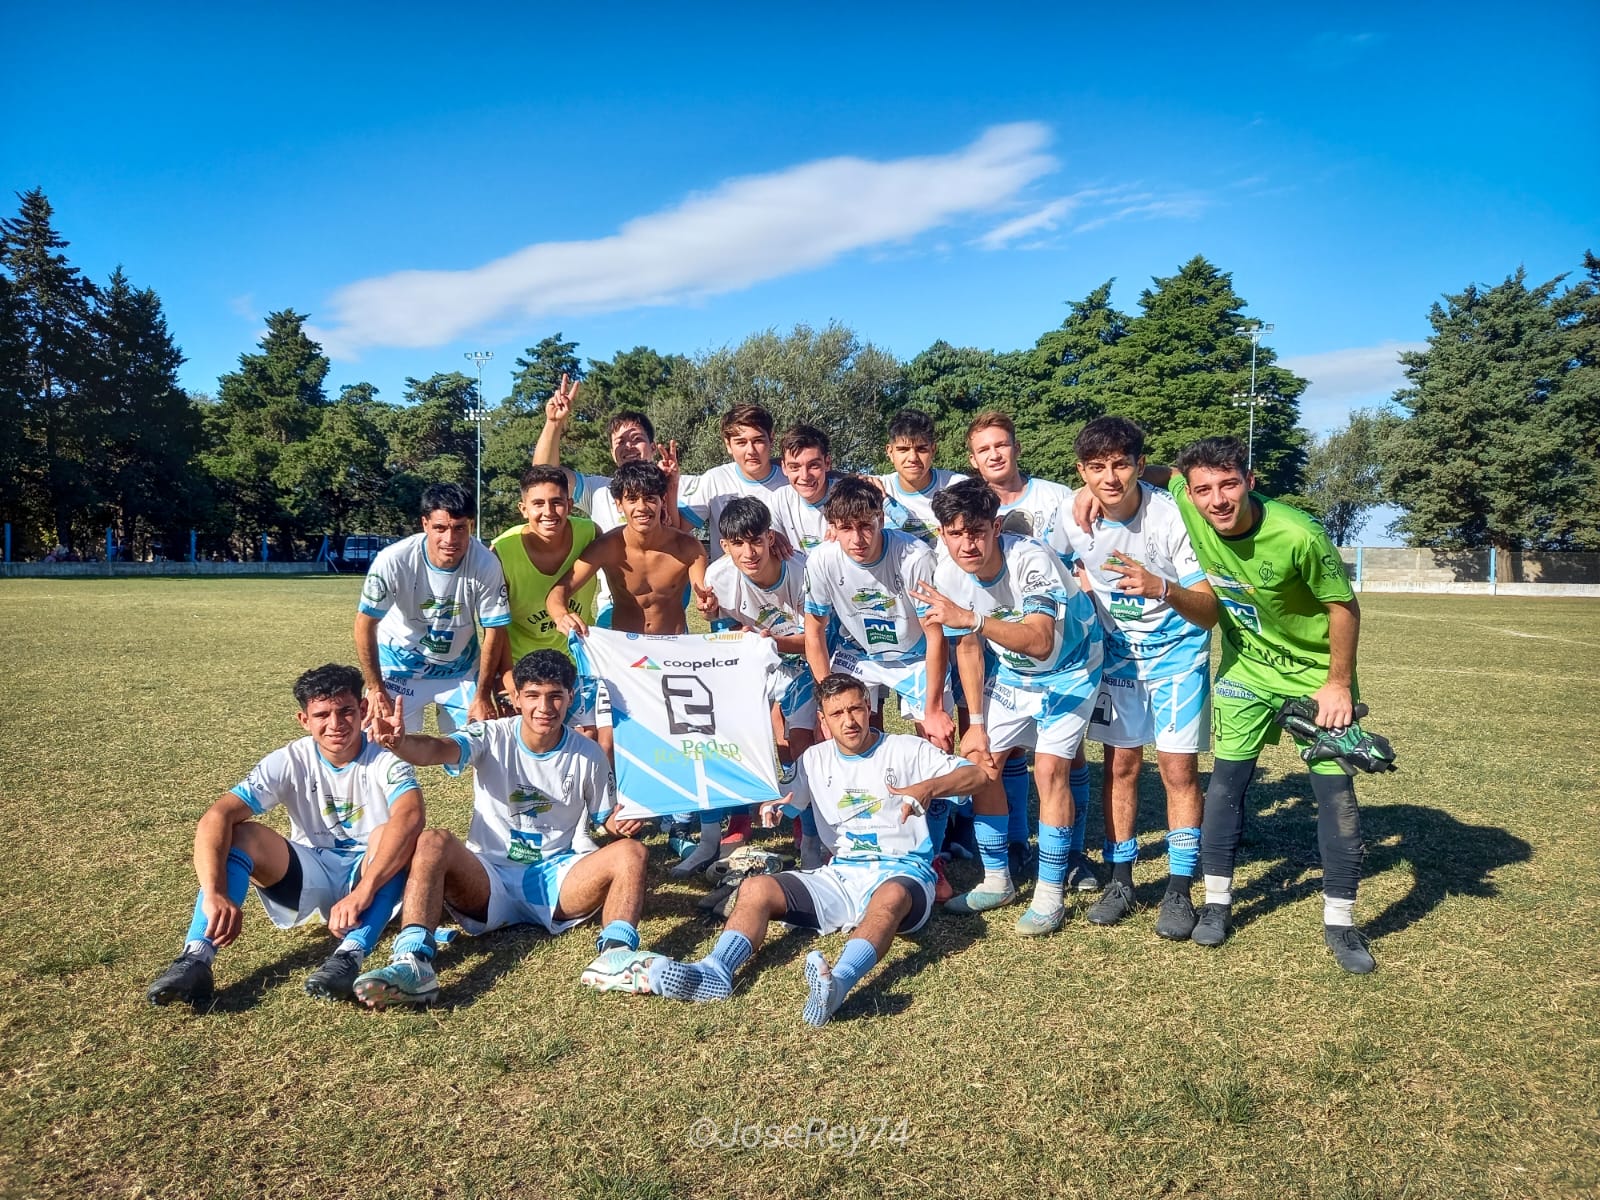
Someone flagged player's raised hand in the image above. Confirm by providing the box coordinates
[910,580,973,633]
[886,777,930,823]
[555,611,589,639]
[1101,553,1166,599]
[364,684,396,732]
[371,696,405,748]
[657,439,680,477]
[691,580,720,621]
[545,373,580,422]
[758,798,791,828]
[1072,486,1104,533]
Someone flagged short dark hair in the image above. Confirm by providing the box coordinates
[512,649,577,693]
[718,495,772,541]
[887,408,938,444]
[293,664,364,711]
[519,464,570,494]
[779,424,830,460]
[1175,437,1250,479]
[721,404,774,439]
[608,411,656,444]
[816,672,869,705]
[931,477,1000,528]
[1075,416,1145,463]
[420,482,472,520]
[609,459,668,500]
[966,411,1015,447]
[822,475,885,525]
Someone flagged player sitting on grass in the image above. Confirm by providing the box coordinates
[602,672,987,1025]
[352,650,653,1007]
[916,478,1103,928]
[694,496,819,861]
[146,664,424,1006]
[1063,417,1218,939]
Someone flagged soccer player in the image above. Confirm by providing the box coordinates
[145,665,424,1006]
[1064,417,1218,938]
[874,407,967,547]
[352,650,653,1007]
[599,672,987,1025]
[355,483,511,735]
[546,461,710,638]
[916,479,1103,927]
[964,411,1095,889]
[679,404,789,561]
[1124,437,1376,973]
[769,423,838,552]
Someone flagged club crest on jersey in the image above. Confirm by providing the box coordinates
[509,786,558,816]
[1206,569,1254,594]
[851,589,896,613]
[361,576,389,604]
[420,598,462,619]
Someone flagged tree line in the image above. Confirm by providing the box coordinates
[3,186,1595,559]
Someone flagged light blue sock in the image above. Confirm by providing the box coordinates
[1166,826,1201,879]
[183,847,254,953]
[926,796,950,858]
[338,868,407,956]
[596,919,640,953]
[829,937,879,1000]
[1106,837,1140,864]
[974,812,1011,890]
[708,930,753,976]
[1035,823,1071,912]
[391,923,437,962]
[1003,756,1031,843]
[1069,766,1092,854]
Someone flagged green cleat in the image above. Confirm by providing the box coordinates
[580,948,658,994]
[1014,905,1066,937]
[353,953,438,1009]
[944,884,1018,915]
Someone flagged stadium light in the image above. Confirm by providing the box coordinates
[463,351,495,535]
[1232,322,1276,473]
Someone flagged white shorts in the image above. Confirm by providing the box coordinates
[769,658,817,733]
[385,674,474,734]
[254,843,371,929]
[984,672,1098,760]
[1089,667,1212,754]
[774,862,934,935]
[448,849,594,937]
[828,647,951,724]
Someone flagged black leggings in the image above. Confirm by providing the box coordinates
[1200,760,1363,900]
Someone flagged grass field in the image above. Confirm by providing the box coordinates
[2,579,1598,1199]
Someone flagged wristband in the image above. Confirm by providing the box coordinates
[1159,578,1170,602]
[968,712,985,726]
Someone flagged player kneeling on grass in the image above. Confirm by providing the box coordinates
[352,649,654,1007]
[592,673,986,1026]
[146,664,424,1007]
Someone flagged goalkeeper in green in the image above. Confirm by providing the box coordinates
[1108,437,1387,973]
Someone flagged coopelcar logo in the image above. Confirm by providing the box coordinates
[659,657,742,669]
[630,656,662,670]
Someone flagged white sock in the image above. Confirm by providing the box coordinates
[183,938,217,964]
[1323,895,1356,927]
[982,863,1013,893]
[1204,874,1234,906]
[1032,880,1064,912]
[335,937,368,960]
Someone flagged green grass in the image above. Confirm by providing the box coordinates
[2,580,1597,1199]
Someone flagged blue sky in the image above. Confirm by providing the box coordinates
[7,3,1596,470]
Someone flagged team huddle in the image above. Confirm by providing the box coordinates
[147,390,1397,1026]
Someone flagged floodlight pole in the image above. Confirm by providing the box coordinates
[464,351,494,535]
[1232,322,1275,473]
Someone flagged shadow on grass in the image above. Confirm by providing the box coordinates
[211,939,338,1012]
[853,911,984,1020]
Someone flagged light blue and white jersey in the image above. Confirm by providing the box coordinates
[877,469,968,548]
[706,552,807,644]
[444,721,612,869]
[769,482,833,553]
[1062,483,1210,682]
[231,734,418,854]
[680,461,787,561]
[572,470,702,534]
[359,534,511,680]
[996,476,1077,562]
[803,530,935,665]
[786,732,972,887]
[933,533,1102,690]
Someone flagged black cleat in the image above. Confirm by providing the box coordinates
[147,951,214,1007]
[1154,890,1198,940]
[1191,902,1232,948]
[1323,924,1376,975]
[1086,879,1137,926]
[304,947,365,1001]
[1007,841,1036,886]
[1065,850,1099,893]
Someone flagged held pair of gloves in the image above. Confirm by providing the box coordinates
[1274,699,1398,775]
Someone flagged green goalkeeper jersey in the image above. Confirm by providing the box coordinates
[1168,475,1355,696]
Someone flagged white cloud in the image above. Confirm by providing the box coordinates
[1282,340,1426,433]
[976,195,1085,249]
[311,123,1059,358]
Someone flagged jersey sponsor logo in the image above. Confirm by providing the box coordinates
[1206,569,1254,594]
[1220,597,1261,634]
[1321,553,1345,575]
[361,575,389,603]
[836,789,883,822]
[509,786,558,816]
[319,790,364,827]
[862,616,898,646]
[841,830,881,854]
[630,656,662,670]
[851,588,896,614]
[420,597,463,619]
[1213,678,1260,701]
[1022,568,1052,593]
[507,828,543,865]
[386,761,415,786]
[1109,594,1145,623]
